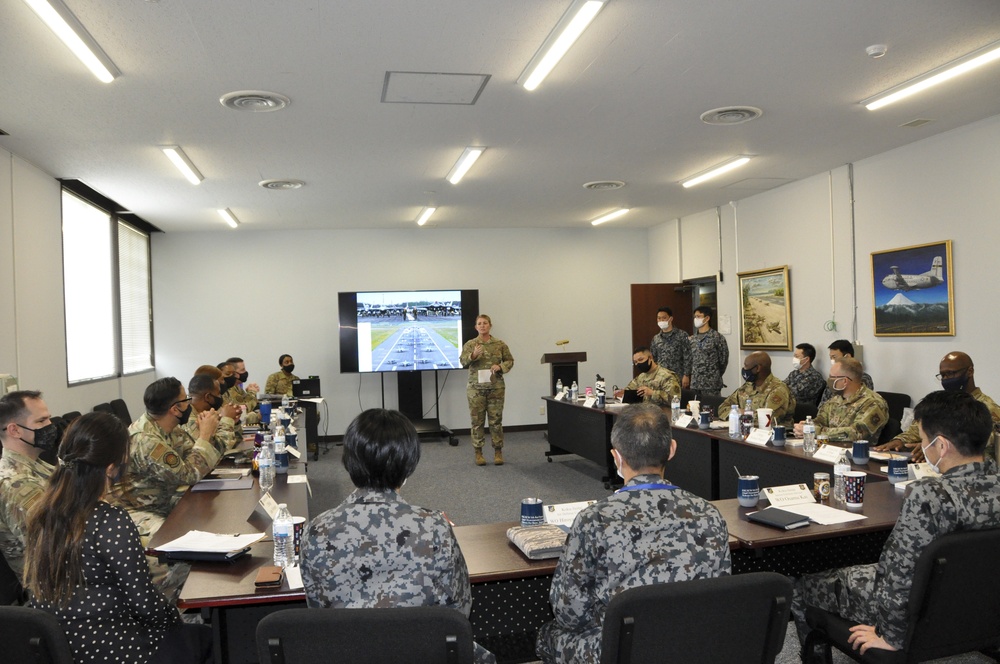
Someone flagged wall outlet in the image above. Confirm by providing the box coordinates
[539,406,545,415]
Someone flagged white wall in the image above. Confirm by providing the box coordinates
[151,227,648,436]
[652,113,1000,402]
[0,148,151,416]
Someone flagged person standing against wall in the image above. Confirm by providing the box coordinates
[686,306,729,397]
[460,315,514,466]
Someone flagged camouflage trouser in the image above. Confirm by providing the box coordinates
[535,618,601,664]
[791,563,877,644]
[467,385,505,450]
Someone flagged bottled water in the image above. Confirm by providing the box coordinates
[740,399,754,437]
[272,503,294,568]
[671,395,681,422]
[258,436,275,493]
[274,424,288,475]
[555,379,563,396]
[281,394,290,411]
[570,381,579,401]
[803,416,817,455]
[833,449,851,502]
[728,404,741,437]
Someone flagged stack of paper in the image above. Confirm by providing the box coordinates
[157,530,264,553]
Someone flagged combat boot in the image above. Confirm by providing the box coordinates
[474,448,486,466]
[493,447,504,465]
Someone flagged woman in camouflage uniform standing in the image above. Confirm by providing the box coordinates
[460,315,514,466]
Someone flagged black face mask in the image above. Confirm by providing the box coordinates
[741,368,757,383]
[176,403,193,426]
[19,422,60,452]
[207,393,224,410]
[222,376,237,391]
[283,364,295,374]
[941,373,969,392]
[238,371,249,383]
[635,361,651,373]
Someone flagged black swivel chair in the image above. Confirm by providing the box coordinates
[599,572,793,664]
[0,606,74,664]
[109,398,132,425]
[794,402,818,423]
[876,391,911,423]
[804,528,1000,663]
[256,607,475,664]
[61,411,81,424]
[878,417,902,445]
[92,402,115,417]
[0,550,25,605]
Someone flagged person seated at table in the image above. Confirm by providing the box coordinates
[185,373,241,454]
[114,377,223,541]
[818,340,874,407]
[613,347,680,406]
[794,357,888,443]
[784,343,826,405]
[793,390,1000,657]
[717,351,796,426]
[876,351,1000,463]
[23,412,212,664]
[535,404,731,664]
[300,409,496,664]
[224,356,261,425]
[265,354,298,397]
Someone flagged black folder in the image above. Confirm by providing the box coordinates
[747,507,811,530]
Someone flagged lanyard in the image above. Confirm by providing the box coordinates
[616,482,678,493]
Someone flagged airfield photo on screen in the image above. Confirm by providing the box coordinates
[355,290,463,372]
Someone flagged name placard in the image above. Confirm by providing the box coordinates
[674,414,695,428]
[762,483,816,508]
[258,492,280,519]
[811,445,844,463]
[744,428,771,446]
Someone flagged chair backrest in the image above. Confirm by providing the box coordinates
[899,529,1000,660]
[599,572,792,664]
[0,606,74,664]
[680,388,698,407]
[257,606,475,664]
[877,391,911,422]
[61,411,81,424]
[878,417,902,445]
[109,398,132,426]
[794,401,818,423]
[92,402,115,416]
[0,548,25,605]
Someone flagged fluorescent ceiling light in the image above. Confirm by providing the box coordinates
[517,0,606,91]
[23,0,121,83]
[591,208,629,226]
[862,40,1000,111]
[681,156,752,188]
[160,146,204,185]
[446,147,486,185]
[217,208,239,229]
[416,206,437,226]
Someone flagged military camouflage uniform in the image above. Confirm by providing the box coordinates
[890,388,1000,463]
[784,365,826,405]
[536,473,731,663]
[814,384,888,442]
[819,372,874,407]
[265,370,299,397]
[115,413,223,540]
[460,337,514,450]
[301,488,496,664]
[718,373,797,427]
[181,413,238,458]
[0,450,54,578]
[225,384,260,425]
[688,328,729,396]
[792,461,1000,649]
[650,328,692,380]
[625,365,681,407]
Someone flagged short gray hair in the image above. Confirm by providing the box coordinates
[610,404,672,470]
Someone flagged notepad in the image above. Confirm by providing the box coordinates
[747,507,811,530]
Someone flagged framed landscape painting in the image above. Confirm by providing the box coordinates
[737,265,792,350]
[871,240,954,336]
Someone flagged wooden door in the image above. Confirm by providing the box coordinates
[630,283,694,376]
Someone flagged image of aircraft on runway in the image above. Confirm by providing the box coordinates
[356,292,462,371]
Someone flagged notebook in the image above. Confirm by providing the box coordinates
[747,507,811,531]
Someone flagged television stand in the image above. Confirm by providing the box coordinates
[383,371,458,445]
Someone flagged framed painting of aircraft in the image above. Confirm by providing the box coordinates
[871,240,954,336]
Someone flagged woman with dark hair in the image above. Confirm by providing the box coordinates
[23,411,211,664]
[301,408,495,664]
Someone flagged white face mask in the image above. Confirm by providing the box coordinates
[692,317,705,329]
[657,320,670,330]
[792,358,802,370]
[921,436,943,474]
[613,450,624,479]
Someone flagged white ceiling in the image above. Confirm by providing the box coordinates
[1,0,999,232]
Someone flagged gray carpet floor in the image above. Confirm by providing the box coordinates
[304,430,996,664]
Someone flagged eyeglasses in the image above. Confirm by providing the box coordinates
[170,397,193,408]
[935,367,969,381]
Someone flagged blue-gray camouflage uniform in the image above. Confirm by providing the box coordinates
[688,328,729,396]
[536,473,731,663]
[301,488,496,663]
[650,327,691,379]
[792,460,1000,649]
[460,337,514,450]
[0,450,54,578]
[784,365,826,405]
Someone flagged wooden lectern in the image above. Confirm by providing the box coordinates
[540,352,587,394]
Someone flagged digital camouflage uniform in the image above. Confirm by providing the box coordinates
[718,373,797,427]
[0,450,54,577]
[814,384,888,442]
[784,365,826,405]
[115,412,224,540]
[301,488,496,664]
[225,384,260,425]
[536,473,731,664]
[890,388,1000,463]
[688,328,729,396]
[265,370,298,397]
[819,372,874,407]
[460,337,514,450]
[649,328,692,380]
[625,365,681,407]
[792,461,1000,649]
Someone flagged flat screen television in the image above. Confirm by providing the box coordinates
[338,289,480,373]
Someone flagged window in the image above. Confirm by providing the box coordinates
[62,190,154,383]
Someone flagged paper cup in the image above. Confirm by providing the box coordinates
[844,471,866,506]
[756,408,773,429]
[687,400,700,415]
[291,516,307,560]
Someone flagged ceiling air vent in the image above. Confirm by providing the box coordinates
[900,118,934,128]
[583,180,625,190]
[259,179,305,190]
[700,106,763,125]
[220,91,290,112]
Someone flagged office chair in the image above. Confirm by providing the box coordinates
[700,394,726,416]
[876,392,911,423]
[804,529,1000,663]
[794,402,818,423]
[92,402,115,417]
[109,398,132,425]
[0,606,74,664]
[599,572,792,664]
[256,606,475,664]
[878,418,902,445]
[0,549,25,605]
[61,411,81,424]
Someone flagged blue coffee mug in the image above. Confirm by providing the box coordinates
[699,411,710,429]
[887,457,908,483]
[259,401,272,424]
[520,498,544,527]
[852,440,870,465]
[737,475,759,508]
[772,426,786,447]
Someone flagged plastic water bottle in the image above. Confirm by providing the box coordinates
[833,449,851,502]
[555,379,563,396]
[803,416,817,455]
[258,436,275,493]
[671,395,681,422]
[728,404,740,437]
[281,393,290,411]
[272,503,294,568]
[570,381,579,401]
[274,424,288,475]
[740,399,754,437]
